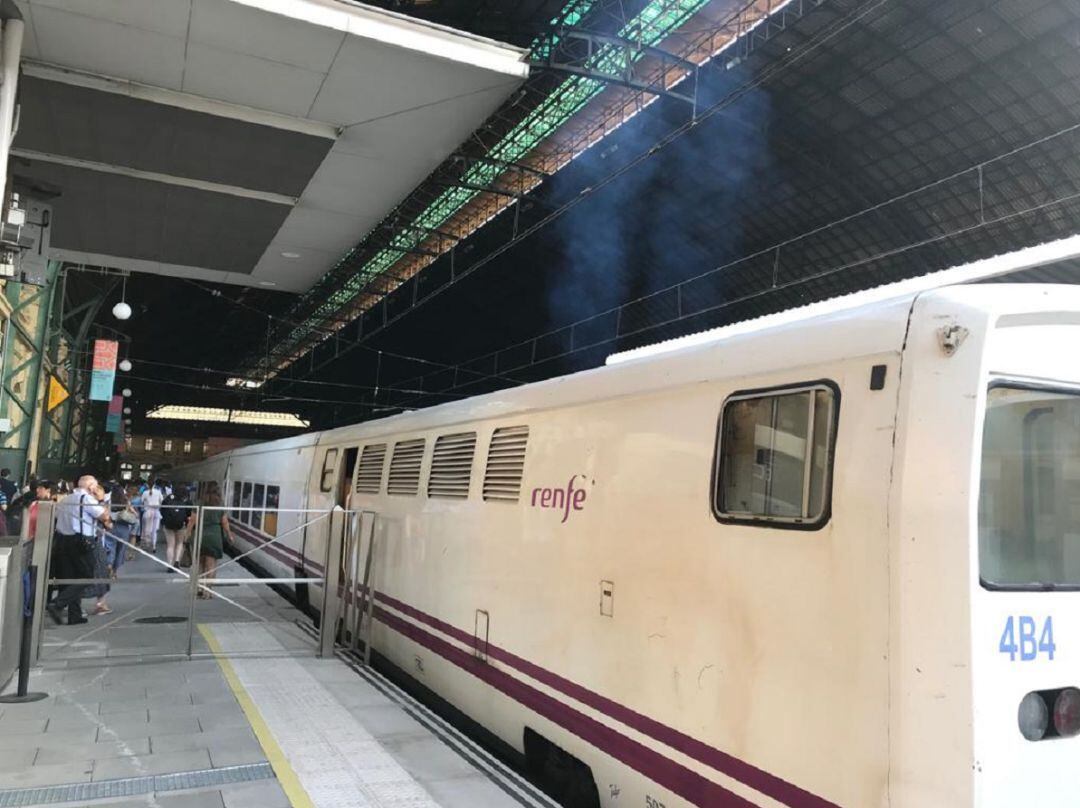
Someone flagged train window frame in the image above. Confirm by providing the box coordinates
[251,483,265,531]
[264,485,280,537]
[320,447,339,492]
[711,380,840,531]
[240,481,253,525]
[978,377,1080,592]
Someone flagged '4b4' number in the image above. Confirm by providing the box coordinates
[999,616,1055,662]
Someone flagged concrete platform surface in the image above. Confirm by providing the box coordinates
[0,547,556,808]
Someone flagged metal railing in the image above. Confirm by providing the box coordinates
[29,501,358,662]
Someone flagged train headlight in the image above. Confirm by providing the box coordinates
[1019,691,1050,741]
[1053,688,1080,738]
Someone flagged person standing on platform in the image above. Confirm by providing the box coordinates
[141,479,164,553]
[0,486,10,538]
[108,487,136,575]
[88,481,113,616]
[26,480,52,539]
[47,475,112,625]
[127,484,142,559]
[5,475,29,537]
[0,468,18,509]
[197,482,229,599]
[160,485,194,571]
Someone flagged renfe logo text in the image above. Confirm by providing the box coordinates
[531,475,587,523]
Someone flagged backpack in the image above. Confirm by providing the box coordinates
[160,495,189,530]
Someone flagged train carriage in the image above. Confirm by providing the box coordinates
[175,282,1080,808]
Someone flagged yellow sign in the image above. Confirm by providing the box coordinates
[47,376,69,412]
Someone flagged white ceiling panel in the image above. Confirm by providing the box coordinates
[25,3,186,89]
[335,84,514,162]
[182,42,326,119]
[274,206,375,254]
[255,243,343,290]
[309,34,502,125]
[26,0,193,39]
[295,151,408,217]
[13,2,39,58]
[189,0,345,74]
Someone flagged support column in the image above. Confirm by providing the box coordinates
[0,13,23,209]
[0,261,59,479]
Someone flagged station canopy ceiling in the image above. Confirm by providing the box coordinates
[10,0,528,292]
[49,0,1080,432]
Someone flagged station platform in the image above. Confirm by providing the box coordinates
[0,550,557,808]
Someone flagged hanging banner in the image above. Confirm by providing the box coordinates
[46,375,69,412]
[90,339,119,401]
[105,394,122,433]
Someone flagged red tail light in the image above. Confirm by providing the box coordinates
[1053,688,1080,737]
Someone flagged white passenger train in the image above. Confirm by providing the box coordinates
[175,277,1080,808]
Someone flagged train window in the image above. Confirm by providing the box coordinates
[230,481,241,520]
[264,485,280,536]
[428,432,477,499]
[979,384,1080,590]
[355,444,387,494]
[714,383,838,528]
[388,439,425,495]
[240,482,252,525]
[483,425,529,502]
[251,483,265,531]
[320,448,338,492]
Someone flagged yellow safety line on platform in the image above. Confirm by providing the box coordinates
[197,624,315,808]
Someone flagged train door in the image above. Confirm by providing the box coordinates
[338,447,358,509]
[337,447,360,586]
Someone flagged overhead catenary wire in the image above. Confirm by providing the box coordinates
[60,364,458,406]
[176,277,528,388]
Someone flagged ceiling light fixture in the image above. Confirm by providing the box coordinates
[118,358,132,372]
[112,274,132,321]
[280,251,301,259]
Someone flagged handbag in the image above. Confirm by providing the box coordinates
[115,506,138,525]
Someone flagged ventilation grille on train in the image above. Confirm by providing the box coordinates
[428,432,477,499]
[355,443,387,494]
[387,439,425,495]
[483,426,529,502]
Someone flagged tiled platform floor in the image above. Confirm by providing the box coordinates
[0,547,555,808]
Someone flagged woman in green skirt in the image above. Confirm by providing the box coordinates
[198,482,230,599]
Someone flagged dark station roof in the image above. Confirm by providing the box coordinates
[78,0,1080,434]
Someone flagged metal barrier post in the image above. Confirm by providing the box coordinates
[349,515,361,651]
[0,563,48,703]
[319,507,344,658]
[185,505,204,658]
[360,513,376,667]
[29,501,54,665]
